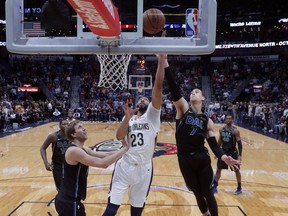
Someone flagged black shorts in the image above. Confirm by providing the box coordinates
[55,193,86,216]
[178,148,214,192]
[52,162,63,191]
[217,149,240,170]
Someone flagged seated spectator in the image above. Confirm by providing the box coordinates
[73,109,81,119]
[273,115,286,134]
[53,108,61,119]
[217,112,226,123]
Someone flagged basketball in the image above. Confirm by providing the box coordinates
[143,8,166,34]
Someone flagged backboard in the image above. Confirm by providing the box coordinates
[128,75,153,91]
[5,0,217,55]
[128,75,153,97]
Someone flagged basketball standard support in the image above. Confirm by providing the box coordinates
[5,0,217,55]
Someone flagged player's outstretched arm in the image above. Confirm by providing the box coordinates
[164,65,189,119]
[84,146,113,158]
[66,144,129,169]
[151,54,167,110]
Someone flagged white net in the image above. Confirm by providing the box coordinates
[97,54,132,91]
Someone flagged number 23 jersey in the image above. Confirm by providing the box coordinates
[123,103,161,165]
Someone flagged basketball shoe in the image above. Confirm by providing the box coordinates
[234,188,242,195]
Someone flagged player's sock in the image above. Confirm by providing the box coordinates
[131,205,144,216]
[102,198,120,216]
[237,182,242,189]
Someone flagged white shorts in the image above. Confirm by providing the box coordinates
[108,158,153,207]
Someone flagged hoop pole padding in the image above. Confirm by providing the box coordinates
[67,0,120,37]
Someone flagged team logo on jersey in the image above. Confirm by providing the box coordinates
[92,139,177,157]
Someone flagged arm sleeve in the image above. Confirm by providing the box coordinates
[207,136,225,159]
[237,140,243,156]
[164,67,182,102]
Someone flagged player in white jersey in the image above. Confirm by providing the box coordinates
[102,54,168,216]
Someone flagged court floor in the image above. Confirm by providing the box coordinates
[0,122,288,216]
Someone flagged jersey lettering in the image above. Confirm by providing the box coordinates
[185,116,203,129]
[185,116,203,135]
[128,123,149,132]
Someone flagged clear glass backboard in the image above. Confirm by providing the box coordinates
[5,0,217,55]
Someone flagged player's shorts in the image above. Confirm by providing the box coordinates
[108,158,153,207]
[52,161,63,191]
[55,193,86,216]
[217,149,240,171]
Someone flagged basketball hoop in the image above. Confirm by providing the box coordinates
[97,54,132,91]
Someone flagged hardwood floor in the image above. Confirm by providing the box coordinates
[0,122,288,215]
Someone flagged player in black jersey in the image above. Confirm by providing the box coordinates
[213,115,243,195]
[165,68,239,216]
[40,119,69,191]
[54,120,128,216]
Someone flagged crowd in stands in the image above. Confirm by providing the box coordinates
[0,54,287,140]
[208,56,288,137]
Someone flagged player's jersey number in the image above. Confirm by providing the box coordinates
[130,133,144,147]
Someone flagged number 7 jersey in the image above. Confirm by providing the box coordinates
[123,103,161,165]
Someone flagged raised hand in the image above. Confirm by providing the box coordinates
[123,100,139,119]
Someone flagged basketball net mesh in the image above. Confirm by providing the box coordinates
[97,54,132,91]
